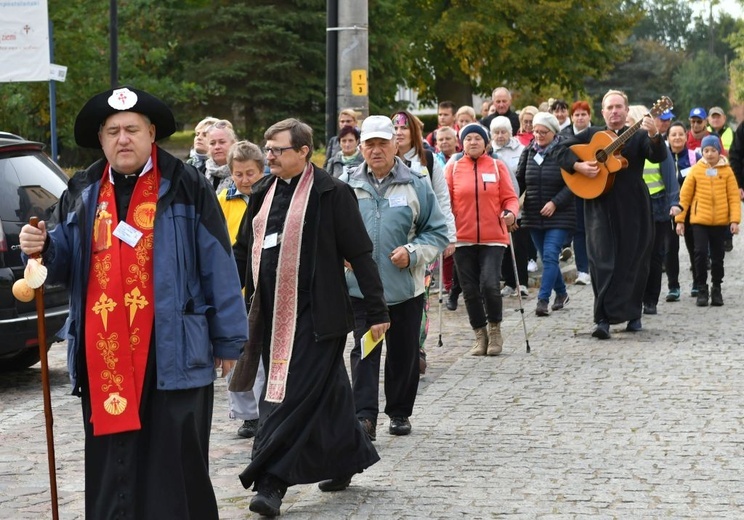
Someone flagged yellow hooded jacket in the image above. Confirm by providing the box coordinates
[675,157,741,227]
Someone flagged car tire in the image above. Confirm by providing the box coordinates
[0,345,49,372]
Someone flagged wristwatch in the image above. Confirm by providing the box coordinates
[403,243,416,254]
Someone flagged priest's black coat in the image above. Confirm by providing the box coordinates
[554,127,668,324]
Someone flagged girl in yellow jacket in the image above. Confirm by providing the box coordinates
[675,135,740,306]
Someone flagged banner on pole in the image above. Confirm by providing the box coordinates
[0,0,50,83]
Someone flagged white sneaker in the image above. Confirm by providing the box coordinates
[527,259,538,272]
[501,286,515,297]
[575,271,591,285]
[519,285,529,296]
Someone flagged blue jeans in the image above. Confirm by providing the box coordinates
[530,228,569,302]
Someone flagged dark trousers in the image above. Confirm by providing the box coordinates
[501,223,529,290]
[454,245,505,329]
[666,216,695,289]
[692,224,726,287]
[643,220,667,305]
[350,295,424,420]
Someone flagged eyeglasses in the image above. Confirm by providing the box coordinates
[689,118,705,125]
[263,146,294,156]
[533,129,552,136]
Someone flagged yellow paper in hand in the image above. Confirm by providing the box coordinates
[361,330,384,359]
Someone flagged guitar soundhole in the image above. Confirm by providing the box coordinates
[595,150,608,163]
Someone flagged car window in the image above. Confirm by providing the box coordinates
[0,153,68,223]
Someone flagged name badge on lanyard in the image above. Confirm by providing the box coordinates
[533,153,544,165]
[113,221,143,248]
[263,232,280,249]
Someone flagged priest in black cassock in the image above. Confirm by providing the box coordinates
[230,118,390,517]
[19,86,248,519]
[554,90,668,339]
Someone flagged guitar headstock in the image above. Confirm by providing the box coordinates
[649,96,673,118]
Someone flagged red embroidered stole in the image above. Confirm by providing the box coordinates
[252,164,313,403]
[85,147,159,435]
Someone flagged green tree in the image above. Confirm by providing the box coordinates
[394,0,643,104]
[672,50,729,117]
[629,0,694,51]
[0,0,209,165]
[584,39,685,115]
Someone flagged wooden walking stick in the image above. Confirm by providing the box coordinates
[27,216,59,520]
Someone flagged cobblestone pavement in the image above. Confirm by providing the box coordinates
[1,238,744,519]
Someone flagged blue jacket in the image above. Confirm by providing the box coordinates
[40,147,248,394]
[344,158,448,305]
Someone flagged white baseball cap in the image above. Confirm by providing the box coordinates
[360,116,394,142]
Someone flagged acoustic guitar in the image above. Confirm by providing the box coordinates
[560,96,673,199]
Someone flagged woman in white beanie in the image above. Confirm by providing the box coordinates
[490,116,529,298]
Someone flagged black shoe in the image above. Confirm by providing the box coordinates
[389,416,412,436]
[359,417,377,441]
[643,303,657,315]
[237,418,259,439]
[551,293,569,311]
[446,295,458,311]
[251,475,286,517]
[250,492,282,517]
[535,299,550,316]
[696,284,709,307]
[318,475,353,492]
[626,318,642,332]
[592,320,610,339]
[711,284,723,306]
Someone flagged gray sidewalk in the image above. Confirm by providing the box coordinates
[1,237,743,519]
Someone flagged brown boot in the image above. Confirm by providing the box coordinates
[469,327,488,356]
[487,322,503,356]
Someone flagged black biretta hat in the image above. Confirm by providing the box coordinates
[74,86,176,149]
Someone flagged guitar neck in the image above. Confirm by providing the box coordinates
[605,119,643,155]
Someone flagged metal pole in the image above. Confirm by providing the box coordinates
[110,0,118,88]
[336,1,369,120]
[48,20,57,163]
[325,0,338,144]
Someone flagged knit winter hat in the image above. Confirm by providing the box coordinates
[701,134,722,153]
[459,123,489,143]
[532,112,560,135]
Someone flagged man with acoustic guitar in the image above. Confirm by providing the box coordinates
[554,90,669,339]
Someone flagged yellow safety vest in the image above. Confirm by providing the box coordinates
[643,159,664,195]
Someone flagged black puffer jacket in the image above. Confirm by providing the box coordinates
[516,137,576,230]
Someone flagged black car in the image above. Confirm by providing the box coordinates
[0,137,69,370]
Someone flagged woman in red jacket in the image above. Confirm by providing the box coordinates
[445,123,520,356]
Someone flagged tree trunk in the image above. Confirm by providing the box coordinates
[434,74,473,108]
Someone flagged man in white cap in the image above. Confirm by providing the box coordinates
[18,86,249,518]
[230,118,389,517]
[343,115,448,441]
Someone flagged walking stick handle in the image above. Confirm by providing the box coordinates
[28,216,60,520]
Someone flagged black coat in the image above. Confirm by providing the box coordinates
[516,139,575,230]
[233,164,389,341]
[555,125,668,324]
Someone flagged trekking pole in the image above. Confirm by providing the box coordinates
[437,252,444,347]
[29,216,59,520]
[508,230,530,353]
